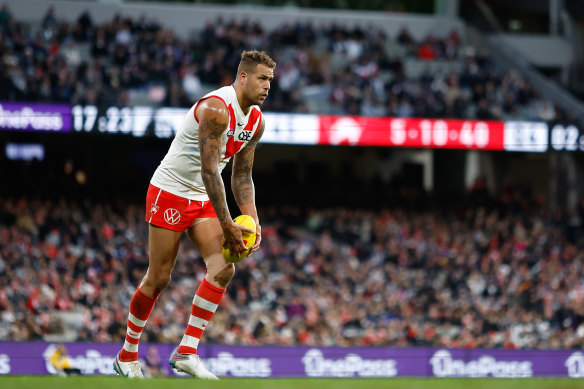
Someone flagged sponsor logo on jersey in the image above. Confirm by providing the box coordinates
[238,131,252,142]
[164,208,181,225]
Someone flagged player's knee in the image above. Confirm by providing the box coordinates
[213,263,235,288]
[146,271,172,291]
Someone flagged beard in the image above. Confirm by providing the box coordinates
[256,94,267,105]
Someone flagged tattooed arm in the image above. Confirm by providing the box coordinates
[197,98,251,255]
[231,118,265,253]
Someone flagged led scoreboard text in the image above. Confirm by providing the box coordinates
[0,102,581,153]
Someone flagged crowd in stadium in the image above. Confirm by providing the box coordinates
[0,4,572,123]
[2,2,584,354]
[2,185,584,350]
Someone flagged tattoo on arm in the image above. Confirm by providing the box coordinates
[232,154,255,207]
[199,112,231,226]
[231,118,264,210]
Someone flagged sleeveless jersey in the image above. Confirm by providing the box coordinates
[150,85,263,201]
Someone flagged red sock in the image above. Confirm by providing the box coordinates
[118,287,157,362]
[177,278,225,354]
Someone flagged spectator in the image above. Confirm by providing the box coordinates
[417,38,436,61]
[0,4,11,27]
[2,181,584,351]
[0,8,567,122]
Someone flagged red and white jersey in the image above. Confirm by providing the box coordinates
[151,86,263,201]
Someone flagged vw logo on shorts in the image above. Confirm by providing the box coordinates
[164,208,181,225]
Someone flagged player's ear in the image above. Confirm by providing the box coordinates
[239,71,248,84]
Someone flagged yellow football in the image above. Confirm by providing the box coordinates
[221,215,257,263]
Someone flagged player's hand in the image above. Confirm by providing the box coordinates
[222,221,254,259]
[249,224,262,254]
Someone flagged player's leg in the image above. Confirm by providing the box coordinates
[169,217,229,380]
[115,224,182,377]
[140,224,183,297]
[189,217,234,289]
[181,217,233,353]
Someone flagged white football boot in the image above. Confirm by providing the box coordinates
[169,347,218,380]
[113,352,144,378]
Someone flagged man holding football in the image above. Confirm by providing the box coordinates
[113,50,276,379]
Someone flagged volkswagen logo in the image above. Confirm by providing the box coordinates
[164,208,181,225]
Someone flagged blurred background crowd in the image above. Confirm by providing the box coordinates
[2,0,584,357]
[2,186,584,350]
[0,4,574,123]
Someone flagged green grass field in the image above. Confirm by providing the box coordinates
[1,376,583,389]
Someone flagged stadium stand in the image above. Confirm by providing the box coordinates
[2,186,584,349]
[0,5,572,123]
[1,3,584,354]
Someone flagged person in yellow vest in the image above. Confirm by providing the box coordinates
[50,344,81,376]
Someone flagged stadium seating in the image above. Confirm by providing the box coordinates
[1,5,582,351]
[0,6,567,122]
[1,186,583,349]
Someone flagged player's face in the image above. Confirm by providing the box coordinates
[246,64,274,105]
